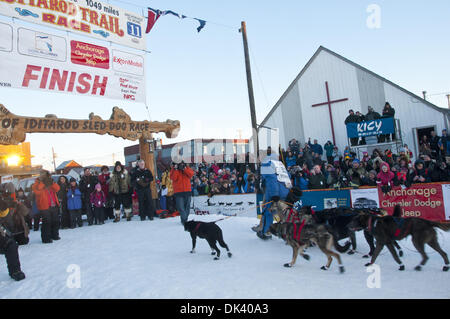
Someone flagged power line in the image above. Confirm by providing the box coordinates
[428,91,450,97]
[110,0,238,31]
[248,43,271,112]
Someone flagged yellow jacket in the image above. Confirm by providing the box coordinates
[161,170,174,196]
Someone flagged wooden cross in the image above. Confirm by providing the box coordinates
[312,81,348,145]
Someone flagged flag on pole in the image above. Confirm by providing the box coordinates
[146,7,206,34]
[146,7,162,34]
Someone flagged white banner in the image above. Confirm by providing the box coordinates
[0,0,146,50]
[192,193,258,217]
[0,21,146,102]
[442,184,450,220]
[350,188,380,209]
[1,175,13,184]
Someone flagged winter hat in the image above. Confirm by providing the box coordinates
[95,183,101,191]
[399,148,406,153]
[352,159,360,165]
[69,177,76,183]
[369,170,377,177]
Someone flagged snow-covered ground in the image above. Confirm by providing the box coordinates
[0,212,449,299]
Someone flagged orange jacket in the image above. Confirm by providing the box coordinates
[170,167,195,194]
[32,180,60,211]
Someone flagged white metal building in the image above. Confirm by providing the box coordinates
[258,46,450,158]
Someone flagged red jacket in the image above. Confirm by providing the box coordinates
[32,180,60,211]
[98,173,110,198]
[170,167,195,194]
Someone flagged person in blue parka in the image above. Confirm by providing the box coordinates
[67,178,83,229]
[256,147,291,240]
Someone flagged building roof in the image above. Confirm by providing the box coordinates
[56,160,82,170]
[260,46,450,127]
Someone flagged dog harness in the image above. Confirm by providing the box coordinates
[286,208,301,224]
[393,218,412,238]
[293,220,306,242]
[194,222,202,233]
[367,216,378,233]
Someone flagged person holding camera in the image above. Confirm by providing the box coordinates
[0,198,26,281]
[32,170,61,244]
[409,159,431,185]
[170,161,195,226]
[309,165,327,190]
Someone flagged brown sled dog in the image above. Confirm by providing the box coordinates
[350,205,450,271]
[270,222,346,273]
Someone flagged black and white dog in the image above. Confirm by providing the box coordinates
[184,220,232,260]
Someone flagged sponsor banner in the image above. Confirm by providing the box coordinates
[346,117,395,138]
[350,188,380,209]
[0,22,13,52]
[301,189,351,211]
[0,22,145,102]
[0,0,146,50]
[70,40,109,69]
[18,27,67,61]
[379,184,446,221]
[1,175,13,184]
[441,184,450,221]
[192,194,258,217]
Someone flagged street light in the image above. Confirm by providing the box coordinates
[6,155,21,166]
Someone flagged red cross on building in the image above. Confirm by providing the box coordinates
[312,81,349,145]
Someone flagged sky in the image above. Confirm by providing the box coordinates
[0,0,449,170]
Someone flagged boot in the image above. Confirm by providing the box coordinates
[125,209,132,221]
[113,210,121,223]
[10,270,25,281]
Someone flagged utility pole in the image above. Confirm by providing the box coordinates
[240,21,259,167]
[447,94,450,109]
[51,147,57,173]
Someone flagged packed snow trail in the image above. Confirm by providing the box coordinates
[0,214,449,299]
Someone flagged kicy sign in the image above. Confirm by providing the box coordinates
[346,117,395,138]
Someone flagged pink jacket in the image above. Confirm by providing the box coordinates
[377,162,395,186]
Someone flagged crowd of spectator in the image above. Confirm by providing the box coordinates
[280,130,450,192]
[157,160,260,199]
[154,124,450,199]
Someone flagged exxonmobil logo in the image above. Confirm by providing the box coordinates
[21,64,108,96]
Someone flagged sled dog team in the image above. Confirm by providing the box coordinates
[261,203,450,273]
[184,200,450,274]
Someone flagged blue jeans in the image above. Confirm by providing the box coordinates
[160,196,167,210]
[175,192,191,224]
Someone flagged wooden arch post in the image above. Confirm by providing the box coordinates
[138,135,158,200]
